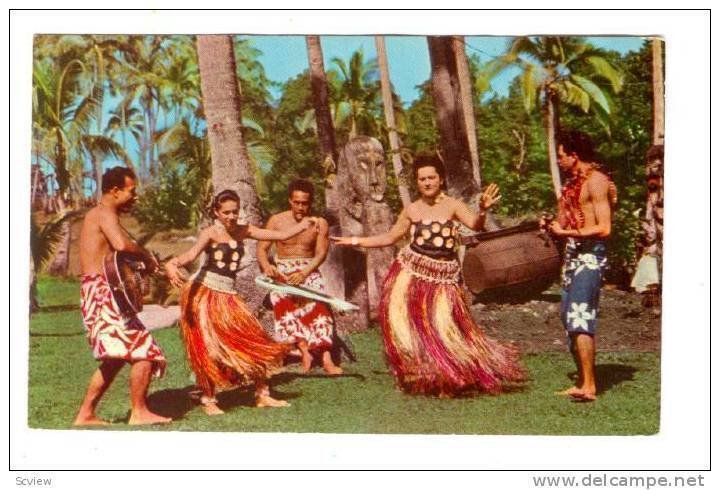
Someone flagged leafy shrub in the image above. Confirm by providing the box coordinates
[134,163,203,231]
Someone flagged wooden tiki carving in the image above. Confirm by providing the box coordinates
[337,136,395,328]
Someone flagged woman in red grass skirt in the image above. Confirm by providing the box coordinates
[333,155,526,397]
[165,190,317,415]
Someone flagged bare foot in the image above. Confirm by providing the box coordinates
[73,415,111,426]
[128,410,172,425]
[321,352,342,375]
[201,402,225,416]
[323,364,343,376]
[555,386,583,397]
[571,390,597,402]
[255,395,290,408]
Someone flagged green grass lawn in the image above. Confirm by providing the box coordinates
[28,276,660,435]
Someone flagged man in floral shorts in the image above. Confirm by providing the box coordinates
[542,131,615,402]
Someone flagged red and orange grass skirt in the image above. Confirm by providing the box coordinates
[378,247,526,396]
[179,278,290,396]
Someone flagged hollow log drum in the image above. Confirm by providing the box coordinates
[462,222,562,300]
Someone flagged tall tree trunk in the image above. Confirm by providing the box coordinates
[30,254,39,314]
[652,38,665,145]
[92,151,103,202]
[306,36,337,167]
[148,94,157,178]
[452,36,482,189]
[427,36,480,203]
[141,104,151,181]
[306,35,347,305]
[197,34,265,311]
[93,43,106,201]
[375,36,411,207]
[544,89,562,198]
[31,153,40,209]
[120,103,128,151]
[47,127,72,275]
[451,36,500,230]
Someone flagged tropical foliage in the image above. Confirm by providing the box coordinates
[31,35,656,284]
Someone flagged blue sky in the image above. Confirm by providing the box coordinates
[51,35,647,194]
[244,35,646,106]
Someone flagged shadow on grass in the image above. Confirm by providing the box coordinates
[30,330,85,337]
[565,363,638,396]
[271,371,366,384]
[218,385,301,409]
[35,304,81,313]
[145,382,308,420]
[145,385,198,420]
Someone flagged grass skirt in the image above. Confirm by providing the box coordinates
[179,279,290,396]
[379,247,526,396]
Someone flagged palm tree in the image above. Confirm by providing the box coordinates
[105,100,144,162]
[375,36,411,207]
[114,35,167,182]
[43,35,136,199]
[329,49,382,138]
[652,38,664,145]
[32,57,87,204]
[427,36,481,203]
[451,36,483,190]
[306,36,338,170]
[30,210,82,310]
[81,134,135,196]
[157,36,201,126]
[305,35,346,304]
[33,55,98,275]
[505,36,623,196]
[196,34,266,309]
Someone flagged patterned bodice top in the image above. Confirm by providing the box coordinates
[201,240,244,278]
[409,219,459,260]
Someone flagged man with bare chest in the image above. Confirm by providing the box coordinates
[258,179,342,375]
[542,131,615,402]
[74,166,171,425]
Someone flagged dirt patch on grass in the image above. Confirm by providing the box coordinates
[472,286,661,353]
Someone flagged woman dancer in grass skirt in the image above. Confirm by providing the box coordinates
[165,190,317,415]
[332,155,525,396]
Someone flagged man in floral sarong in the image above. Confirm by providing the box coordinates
[74,167,171,426]
[258,179,342,375]
[542,131,615,402]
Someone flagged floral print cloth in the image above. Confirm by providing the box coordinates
[80,274,166,377]
[269,258,334,350]
[560,239,608,335]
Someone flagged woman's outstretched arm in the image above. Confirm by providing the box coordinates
[332,208,411,248]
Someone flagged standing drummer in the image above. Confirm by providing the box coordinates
[74,166,171,426]
[257,179,343,375]
[542,131,615,402]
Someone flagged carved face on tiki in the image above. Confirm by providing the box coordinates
[344,136,387,203]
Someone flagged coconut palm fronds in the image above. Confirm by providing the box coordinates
[30,211,82,272]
